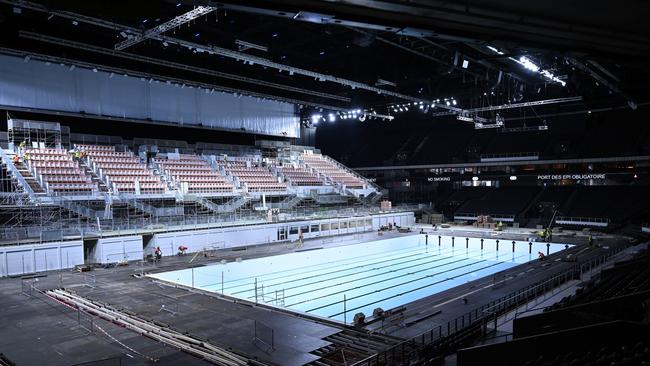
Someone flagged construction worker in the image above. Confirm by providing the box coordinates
[12,154,20,164]
[298,231,304,248]
[19,140,26,150]
[23,152,29,162]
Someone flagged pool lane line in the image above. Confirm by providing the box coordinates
[232,248,487,297]
[288,257,486,309]
[214,243,463,291]
[215,240,431,285]
[324,252,532,317]
[226,246,485,294]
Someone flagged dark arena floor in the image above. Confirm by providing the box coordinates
[2,1,650,365]
[0,226,642,366]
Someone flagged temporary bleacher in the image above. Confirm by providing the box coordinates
[219,159,286,193]
[300,153,366,188]
[276,164,324,186]
[24,148,96,195]
[76,144,166,194]
[154,154,234,194]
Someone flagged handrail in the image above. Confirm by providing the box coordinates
[454,212,516,219]
[480,152,539,159]
[0,148,37,202]
[351,244,629,366]
[555,216,609,223]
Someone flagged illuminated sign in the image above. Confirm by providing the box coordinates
[537,174,606,180]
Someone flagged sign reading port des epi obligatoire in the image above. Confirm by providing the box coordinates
[537,173,606,180]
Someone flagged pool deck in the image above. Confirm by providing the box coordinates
[0,225,635,365]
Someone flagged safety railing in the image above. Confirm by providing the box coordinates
[351,244,629,366]
[555,216,609,227]
[454,213,516,222]
[480,152,539,162]
[0,148,36,202]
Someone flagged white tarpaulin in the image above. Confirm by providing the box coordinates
[0,54,300,137]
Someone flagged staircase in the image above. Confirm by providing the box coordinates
[128,199,183,217]
[12,160,46,196]
[79,160,109,192]
[193,195,252,214]
[308,329,401,366]
[57,198,103,219]
[278,194,304,209]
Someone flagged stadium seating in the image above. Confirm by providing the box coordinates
[300,153,366,188]
[219,159,287,192]
[276,164,324,186]
[24,148,96,195]
[76,144,166,194]
[154,154,234,194]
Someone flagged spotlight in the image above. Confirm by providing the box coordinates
[328,113,336,122]
[509,175,517,181]
[311,114,322,124]
[519,56,540,72]
[71,20,78,26]
[452,100,457,105]
[472,176,479,181]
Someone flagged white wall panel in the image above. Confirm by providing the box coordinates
[0,240,83,277]
[93,236,143,263]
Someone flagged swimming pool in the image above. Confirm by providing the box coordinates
[149,235,568,323]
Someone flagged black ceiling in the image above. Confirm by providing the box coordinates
[0,0,648,119]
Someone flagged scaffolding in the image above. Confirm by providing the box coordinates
[1,123,392,244]
[7,117,64,150]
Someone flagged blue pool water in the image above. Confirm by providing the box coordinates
[149,235,568,323]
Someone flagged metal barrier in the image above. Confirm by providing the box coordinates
[351,244,629,365]
[0,148,36,201]
[555,216,609,227]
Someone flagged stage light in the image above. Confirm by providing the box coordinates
[328,113,336,122]
[519,56,540,72]
[71,20,78,26]
[452,100,457,105]
[462,60,469,69]
[509,175,517,181]
[472,176,479,181]
[311,114,321,124]
[446,101,451,106]
[486,46,504,55]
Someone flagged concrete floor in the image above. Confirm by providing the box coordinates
[0,225,630,366]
